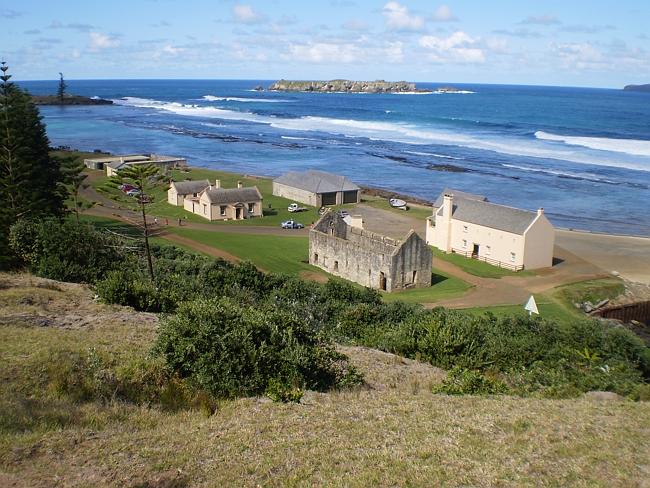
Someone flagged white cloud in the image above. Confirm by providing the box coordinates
[162,45,185,56]
[419,31,485,63]
[382,2,425,32]
[432,5,457,22]
[233,4,265,24]
[287,42,359,63]
[88,32,120,51]
[551,42,604,70]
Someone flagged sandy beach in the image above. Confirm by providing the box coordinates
[555,229,650,285]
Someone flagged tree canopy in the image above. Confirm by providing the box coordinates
[0,62,66,268]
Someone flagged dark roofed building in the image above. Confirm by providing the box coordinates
[273,170,360,207]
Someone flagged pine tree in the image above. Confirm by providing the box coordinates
[57,72,67,102]
[0,62,66,268]
[110,163,163,280]
[59,155,87,223]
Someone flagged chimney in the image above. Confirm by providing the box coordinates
[442,193,453,223]
[214,179,221,189]
[537,207,544,216]
[237,181,243,189]
[442,193,453,253]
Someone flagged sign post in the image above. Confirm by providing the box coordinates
[524,295,539,316]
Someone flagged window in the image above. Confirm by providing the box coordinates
[202,204,207,215]
[220,205,227,216]
[334,261,339,272]
[510,252,516,262]
[313,253,318,263]
[248,203,255,212]
[485,245,491,256]
[462,239,467,248]
[463,225,468,233]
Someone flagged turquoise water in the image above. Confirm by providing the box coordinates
[20,79,650,235]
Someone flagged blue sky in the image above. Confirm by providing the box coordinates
[2,0,649,87]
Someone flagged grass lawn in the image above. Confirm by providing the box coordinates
[169,227,320,276]
[382,270,472,304]
[432,248,535,279]
[554,278,625,310]
[460,298,578,326]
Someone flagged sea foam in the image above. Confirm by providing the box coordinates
[202,95,292,103]
[535,131,650,157]
[113,97,650,172]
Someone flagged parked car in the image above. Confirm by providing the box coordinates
[126,189,141,197]
[288,203,307,213]
[119,184,136,192]
[281,220,304,229]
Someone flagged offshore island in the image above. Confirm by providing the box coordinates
[268,79,432,93]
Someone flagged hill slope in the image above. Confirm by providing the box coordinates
[1,273,649,487]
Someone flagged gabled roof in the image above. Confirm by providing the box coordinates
[202,186,262,204]
[274,170,360,194]
[438,196,539,235]
[433,188,487,208]
[171,179,210,195]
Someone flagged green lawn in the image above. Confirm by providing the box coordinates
[382,270,472,304]
[553,278,625,310]
[459,299,578,325]
[432,248,535,279]
[169,227,321,276]
[170,227,471,302]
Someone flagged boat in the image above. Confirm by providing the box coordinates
[389,198,408,210]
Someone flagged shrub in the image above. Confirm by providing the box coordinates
[265,378,304,403]
[9,218,123,283]
[433,367,507,395]
[154,297,363,398]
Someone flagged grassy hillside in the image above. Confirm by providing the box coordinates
[1,273,649,487]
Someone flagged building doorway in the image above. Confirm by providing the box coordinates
[472,244,480,257]
[236,207,242,219]
[379,272,387,291]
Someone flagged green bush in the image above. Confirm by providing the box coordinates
[9,218,123,283]
[433,367,507,395]
[154,297,363,398]
[265,378,304,403]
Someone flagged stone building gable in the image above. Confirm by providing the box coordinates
[309,212,432,292]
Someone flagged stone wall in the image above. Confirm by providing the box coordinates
[309,212,432,292]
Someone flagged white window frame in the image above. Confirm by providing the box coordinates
[463,225,468,233]
[510,252,516,262]
[220,205,227,216]
[462,239,467,249]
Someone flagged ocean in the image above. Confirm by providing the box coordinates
[19,79,650,236]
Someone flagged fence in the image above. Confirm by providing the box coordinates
[451,248,525,272]
[593,301,650,324]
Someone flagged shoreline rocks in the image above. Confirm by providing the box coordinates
[32,95,114,106]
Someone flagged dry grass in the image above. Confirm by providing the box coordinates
[1,273,649,487]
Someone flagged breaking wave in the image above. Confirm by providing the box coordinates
[535,131,650,157]
[202,95,291,103]
[113,97,650,172]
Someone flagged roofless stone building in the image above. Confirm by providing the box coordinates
[309,212,432,292]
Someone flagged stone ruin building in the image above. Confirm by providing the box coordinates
[309,212,433,292]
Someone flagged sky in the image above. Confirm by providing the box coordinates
[2,0,649,87]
